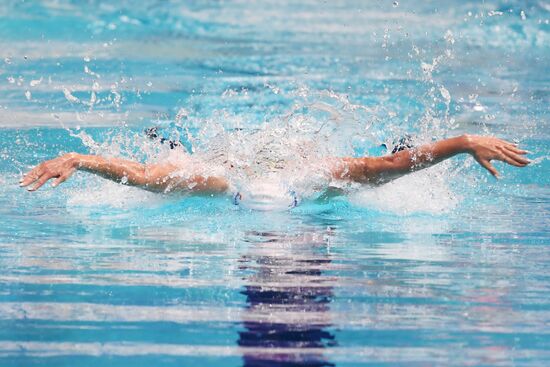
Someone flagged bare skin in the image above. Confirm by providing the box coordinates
[20,154,229,194]
[329,134,530,184]
[20,134,530,194]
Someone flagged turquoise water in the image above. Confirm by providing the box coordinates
[1,1,549,366]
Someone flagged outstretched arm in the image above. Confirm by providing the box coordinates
[330,135,530,185]
[20,153,229,194]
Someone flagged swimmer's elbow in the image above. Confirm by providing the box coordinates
[337,157,379,184]
[140,163,176,192]
[362,157,391,184]
[362,155,411,185]
[142,163,229,194]
[331,156,406,185]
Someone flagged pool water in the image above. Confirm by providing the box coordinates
[1,1,549,366]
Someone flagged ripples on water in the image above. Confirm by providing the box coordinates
[0,0,549,366]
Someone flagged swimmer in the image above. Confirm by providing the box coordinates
[20,134,530,207]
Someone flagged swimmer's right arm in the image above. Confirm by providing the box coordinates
[330,134,530,185]
[20,153,229,194]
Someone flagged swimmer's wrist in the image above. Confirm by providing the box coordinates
[458,134,474,154]
[64,153,86,170]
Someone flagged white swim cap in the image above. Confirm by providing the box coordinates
[234,179,298,211]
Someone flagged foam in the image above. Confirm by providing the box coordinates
[350,163,462,215]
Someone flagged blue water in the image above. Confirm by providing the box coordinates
[1,1,549,366]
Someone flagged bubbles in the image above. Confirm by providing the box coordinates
[520,10,526,20]
[24,90,32,101]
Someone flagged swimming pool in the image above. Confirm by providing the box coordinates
[1,1,549,366]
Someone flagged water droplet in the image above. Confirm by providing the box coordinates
[392,1,398,7]
[473,103,485,112]
[89,91,97,105]
[175,108,189,123]
[30,77,43,87]
[440,86,451,102]
[83,56,91,62]
[520,10,526,20]
[24,90,32,100]
[62,87,80,103]
[146,81,152,87]
[444,30,455,44]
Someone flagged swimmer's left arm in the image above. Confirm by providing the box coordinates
[331,134,530,185]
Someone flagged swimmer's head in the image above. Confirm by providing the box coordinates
[234,179,298,211]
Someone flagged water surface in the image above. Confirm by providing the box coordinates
[0,1,549,366]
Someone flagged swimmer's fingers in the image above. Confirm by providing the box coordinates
[493,138,529,155]
[499,154,526,167]
[505,145,530,162]
[499,146,530,167]
[498,138,523,149]
[476,158,499,177]
[20,163,45,187]
[506,145,528,155]
[52,168,76,187]
[28,171,56,191]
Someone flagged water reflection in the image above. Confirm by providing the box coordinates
[238,229,336,366]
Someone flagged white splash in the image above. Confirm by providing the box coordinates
[62,87,80,103]
[350,163,461,215]
[61,84,462,213]
[66,179,161,208]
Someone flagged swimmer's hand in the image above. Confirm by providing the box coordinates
[464,135,530,177]
[20,153,78,191]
